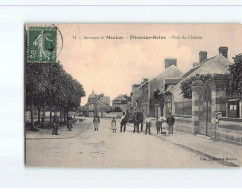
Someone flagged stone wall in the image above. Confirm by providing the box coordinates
[218,118,242,130]
[102,112,123,118]
[211,128,242,146]
[173,115,194,134]
[211,117,242,145]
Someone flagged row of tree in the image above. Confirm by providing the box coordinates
[26,62,85,129]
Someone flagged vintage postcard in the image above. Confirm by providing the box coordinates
[25,24,242,167]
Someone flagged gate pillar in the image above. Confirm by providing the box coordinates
[191,80,203,134]
[210,83,217,130]
[209,74,228,130]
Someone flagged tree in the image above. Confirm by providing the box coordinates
[227,54,242,97]
[180,74,212,99]
[150,89,165,116]
[26,63,50,129]
[25,30,85,129]
[25,61,85,130]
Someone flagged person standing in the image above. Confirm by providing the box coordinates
[52,112,59,135]
[155,117,161,134]
[93,114,100,131]
[67,114,73,131]
[140,110,144,132]
[120,112,126,133]
[158,115,166,135]
[111,117,117,133]
[144,114,151,135]
[170,115,175,134]
[133,112,140,133]
[166,114,175,134]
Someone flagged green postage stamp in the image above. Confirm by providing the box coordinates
[27,26,57,62]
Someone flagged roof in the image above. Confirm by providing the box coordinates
[180,65,201,79]
[132,65,183,94]
[151,65,183,82]
[136,95,148,103]
[97,98,111,107]
[113,95,127,101]
[99,97,110,105]
[165,78,182,85]
[167,54,231,93]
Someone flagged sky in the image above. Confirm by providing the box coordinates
[56,24,242,105]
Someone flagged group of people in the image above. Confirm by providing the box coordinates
[92,112,126,133]
[110,112,129,133]
[143,114,175,135]
[50,111,174,136]
[93,112,175,135]
[51,112,74,135]
[155,115,175,135]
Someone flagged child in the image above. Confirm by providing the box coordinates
[155,117,161,134]
[111,117,117,133]
[158,115,166,135]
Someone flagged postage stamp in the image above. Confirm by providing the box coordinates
[27,26,57,62]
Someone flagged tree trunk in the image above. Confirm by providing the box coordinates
[160,104,162,117]
[30,96,34,129]
[42,102,46,127]
[49,106,52,126]
[60,109,63,123]
[37,106,41,124]
[64,109,66,123]
[160,102,164,116]
[66,110,69,119]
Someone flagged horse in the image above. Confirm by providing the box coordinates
[134,112,144,133]
[125,112,144,133]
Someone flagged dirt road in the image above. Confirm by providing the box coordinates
[26,117,224,167]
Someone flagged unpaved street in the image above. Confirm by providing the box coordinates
[26,118,224,167]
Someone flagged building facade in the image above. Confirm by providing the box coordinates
[130,47,242,145]
[112,94,131,113]
[86,90,111,117]
[131,59,183,118]
[164,47,242,145]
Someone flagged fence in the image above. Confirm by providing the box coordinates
[174,101,192,115]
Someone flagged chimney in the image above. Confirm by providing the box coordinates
[132,84,140,91]
[165,58,177,69]
[199,51,207,63]
[143,78,148,83]
[218,46,228,58]
[193,62,199,68]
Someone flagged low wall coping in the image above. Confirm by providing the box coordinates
[219,117,242,122]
